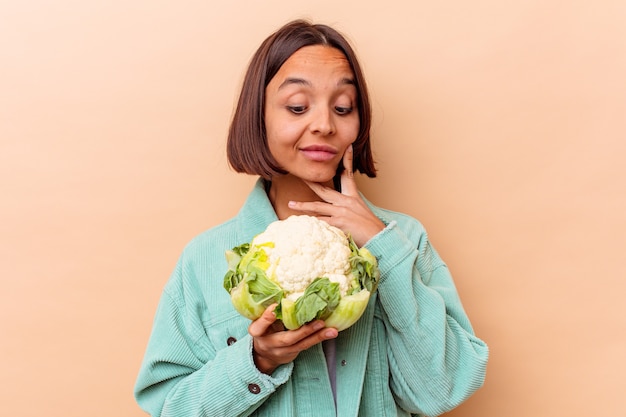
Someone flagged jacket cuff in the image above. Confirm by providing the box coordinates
[223,333,293,404]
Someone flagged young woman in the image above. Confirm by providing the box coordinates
[134,20,488,417]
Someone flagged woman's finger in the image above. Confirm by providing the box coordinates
[301,181,341,205]
[289,201,355,227]
[274,320,334,347]
[289,325,338,352]
[340,144,358,196]
[248,304,279,337]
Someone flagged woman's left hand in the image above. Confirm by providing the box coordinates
[288,145,385,247]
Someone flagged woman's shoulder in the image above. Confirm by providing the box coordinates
[182,216,241,258]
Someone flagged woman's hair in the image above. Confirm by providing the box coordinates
[227,19,376,180]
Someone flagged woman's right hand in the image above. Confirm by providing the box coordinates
[248,304,338,375]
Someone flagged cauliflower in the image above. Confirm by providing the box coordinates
[223,215,379,331]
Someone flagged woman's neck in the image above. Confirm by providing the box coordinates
[268,175,333,220]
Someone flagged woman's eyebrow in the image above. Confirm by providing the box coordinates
[278,77,311,90]
[277,77,355,90]
[339,77,355,86]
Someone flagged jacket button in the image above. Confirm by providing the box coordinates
[341,359,347,366]
[248,383,261,394]
[226,337,237,346]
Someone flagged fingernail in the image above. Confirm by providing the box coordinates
[313,321,324,331]
[325,329,338,338]
[288,201,296,207]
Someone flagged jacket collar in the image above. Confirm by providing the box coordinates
[236,178,279,242]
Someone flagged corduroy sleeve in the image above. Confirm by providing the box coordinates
[364,217,489,417]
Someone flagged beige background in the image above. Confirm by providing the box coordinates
[1,0,625,416]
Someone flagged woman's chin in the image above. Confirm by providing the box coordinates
[301,172,336,185]
[276,166,339,187]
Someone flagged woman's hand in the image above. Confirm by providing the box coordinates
[248,304,338,375]
[288,145,385,247]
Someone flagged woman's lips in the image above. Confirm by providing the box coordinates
[300,145,338,162]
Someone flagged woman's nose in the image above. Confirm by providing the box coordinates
[310,107,335,135]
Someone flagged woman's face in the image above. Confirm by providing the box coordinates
[264,45,359,184]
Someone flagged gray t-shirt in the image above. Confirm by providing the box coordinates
[322,338,337,405]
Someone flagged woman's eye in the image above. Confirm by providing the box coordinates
[287,105,307,114]
[335,106,353,115]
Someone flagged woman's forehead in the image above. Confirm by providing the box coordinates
[270,45,354,88]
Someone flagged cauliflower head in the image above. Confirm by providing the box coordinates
[223,215,379,331]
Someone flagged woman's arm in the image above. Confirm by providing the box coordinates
[134,259,292,417]
[366,219,488,416]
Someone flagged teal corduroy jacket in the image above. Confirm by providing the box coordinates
[134,179,488,417]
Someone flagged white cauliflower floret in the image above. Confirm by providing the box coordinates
[224,214,380,331]
[252,215,351,299]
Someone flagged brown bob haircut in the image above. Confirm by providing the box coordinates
[227,20,376,181]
